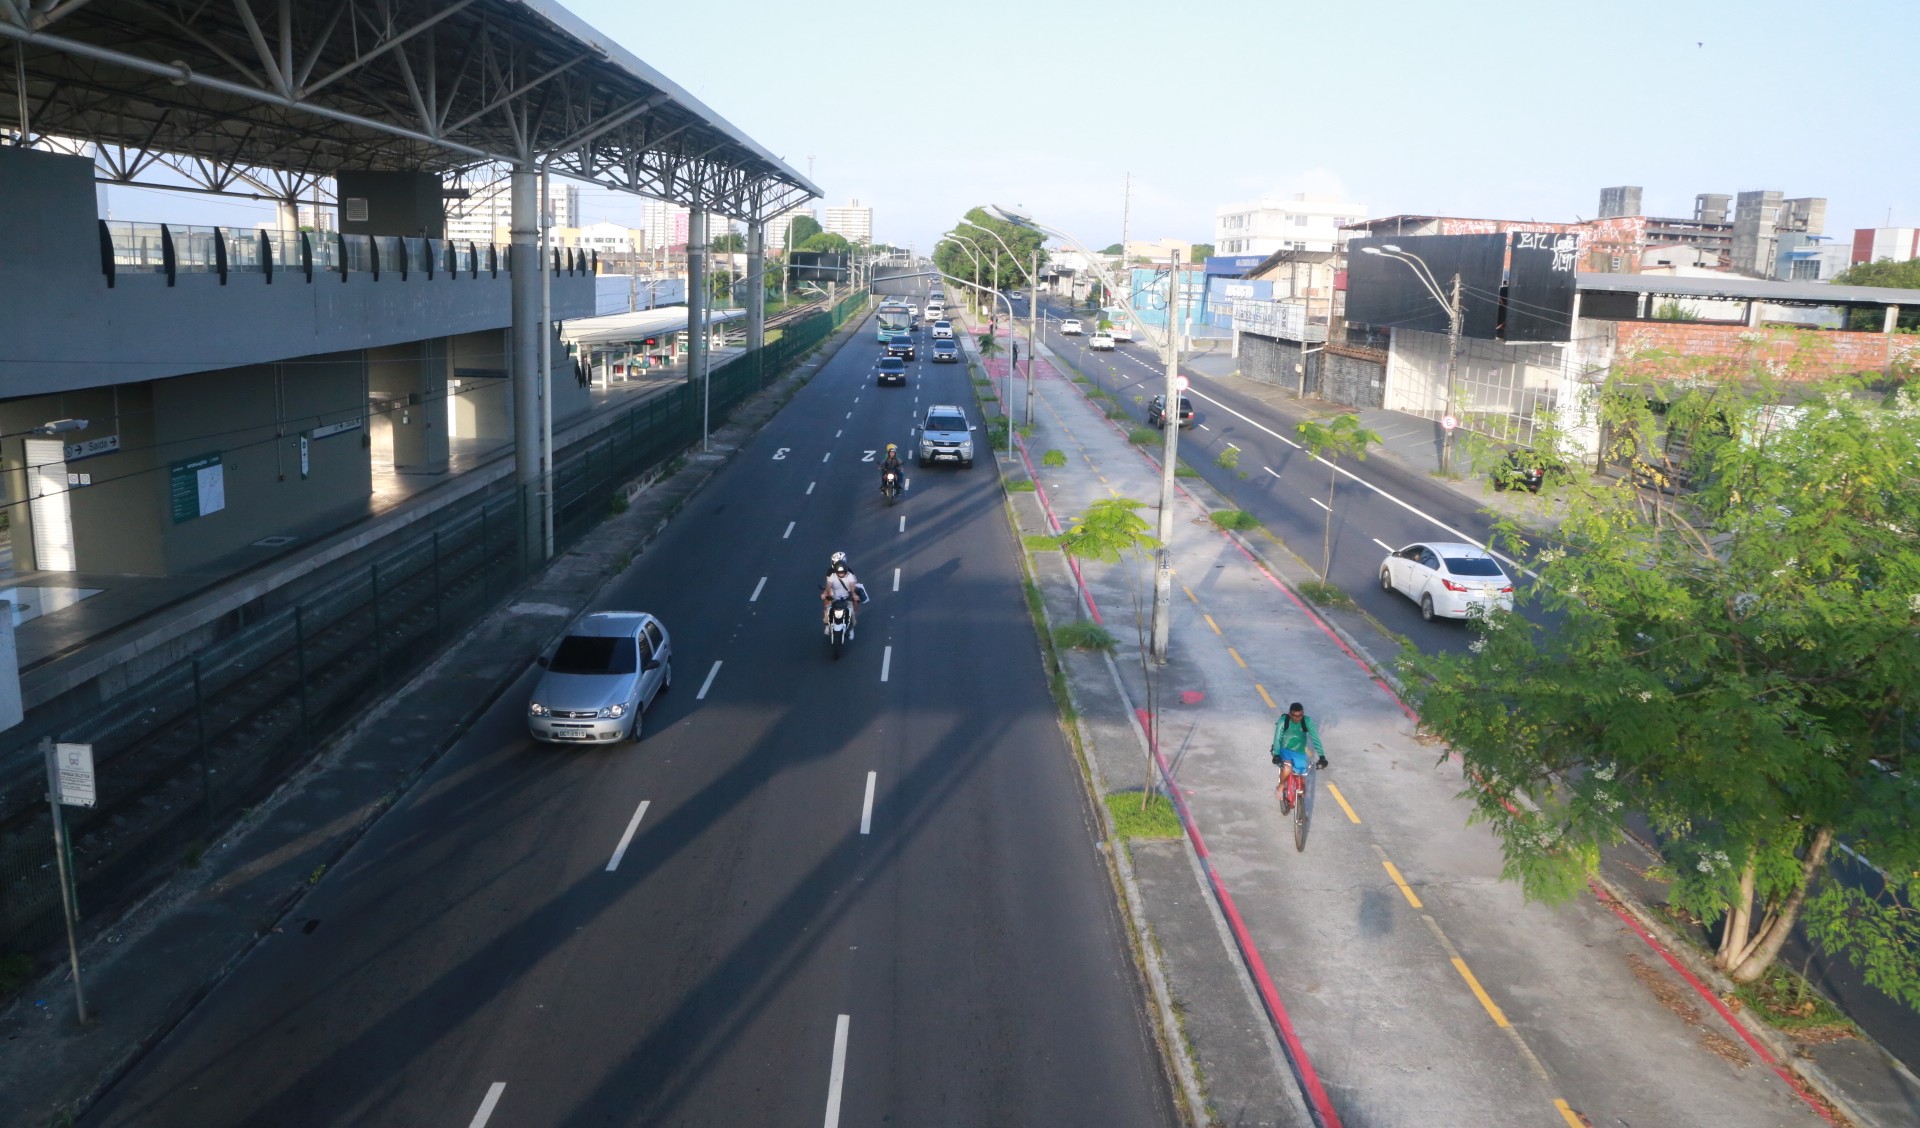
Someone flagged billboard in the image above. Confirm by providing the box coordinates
[787,252,846,283]
[1344,234,1503,339]
[1503,230,1579,342]
[1204,255,1268,276]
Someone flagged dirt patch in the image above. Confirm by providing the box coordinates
[1698,1029,1750,1066]
[1626,952,1752,1069]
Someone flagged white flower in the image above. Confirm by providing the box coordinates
[1593,763,1616,781]
[1909,593,1920,614]
[1637,690,1653,702]
[1468,638,1486,654]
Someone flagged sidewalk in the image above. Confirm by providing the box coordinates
[990,338,1843,1127]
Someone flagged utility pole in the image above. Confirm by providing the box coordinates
[1149,250,1183,663]
[1120,172,1132,267]
[1026,250,1039,427]
[1440,272,1463,476]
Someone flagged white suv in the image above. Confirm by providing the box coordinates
[916,404,976,468]
[931,320,954,340]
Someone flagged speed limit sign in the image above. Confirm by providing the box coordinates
[1441,414,1459,431]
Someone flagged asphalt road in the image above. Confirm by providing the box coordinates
[83,295,1176,1127]
[1019,294,1539,656]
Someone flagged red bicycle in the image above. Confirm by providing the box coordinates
[1275,761,1318,852]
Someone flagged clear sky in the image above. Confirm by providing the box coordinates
[117,0,1920,254]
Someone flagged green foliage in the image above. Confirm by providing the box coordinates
[1295,413,1381,580]
[1214,445,1242,473]
[710,231,747,253]
[1405,380,1920,1005]
[787,215,824,246]
[1209,510,1260,530]
[798,231,850,254]
[1042,449,1068,468]
[1006,478,1037,492]
[1174,465,1201,478]
[1297,580,1355,609]
[1127,426,1160,446]
[1057,497,1160,564]
[1652,299,1701,322]
[1831,257,1920,289]
[933,207,1049,295]
[1190,243,1216,263]
[1099,243,1123,255]
[1055,620,1119,652]
[1023,533,1065,551]
[1105,791,1184,839]
[977,333,999,356]
[1729,963,1857,1034]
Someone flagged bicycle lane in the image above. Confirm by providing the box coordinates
[1002,347,1832,1128]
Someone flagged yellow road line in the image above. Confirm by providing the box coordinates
[1452,957,1510,1028]
[1184,584,1200,604]
[1553,1099,1583,1127]
[1325,782,1361,824]
[1203,614,1221,633]
[1255,684,1276,710]
[1098,475,1108,484]
[1381,858,1422,907]
[1227,647,1246,668]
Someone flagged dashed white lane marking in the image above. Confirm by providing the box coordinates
[880,645,892,683]
[468,1083,506,1128]
[898,515,906,533]
[822,452,832,463]
[1374,538,1396,552]
[606,800,651,872]
[823,1014,851,1128]
[1198,423,1211,430]
[892,567,901,592]
[750,576,767,602]
[846,412,852,419]
[696,660,722,700]
[836,429,843,438]
[1311,497,1331,512]
[784,521,796,539]
[807,481,816,495]
[860,771,877,835]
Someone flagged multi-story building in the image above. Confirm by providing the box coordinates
[1731,190,1826,278]
[1851,227,1920,265]
[567,221,641,255]
[444,171,577,246]
[1598,186,1643,219]
[1214,192,1368,256]
[768,205,817,250]
[822,199,873,244]
[641,198,690,253]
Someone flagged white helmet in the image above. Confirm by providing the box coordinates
[829,551,848,568]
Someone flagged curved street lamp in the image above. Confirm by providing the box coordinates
[1361,244,1464,473]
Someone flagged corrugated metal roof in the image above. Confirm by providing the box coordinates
[562,307,744,347]
[1574,272,1916,307]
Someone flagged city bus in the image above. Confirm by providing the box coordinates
[1102,307,1135,342]
[877,301,912,341]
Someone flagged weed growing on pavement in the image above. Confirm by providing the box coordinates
[1127,427,1159,446]
[1054,621,1118,652]
[973,378,993,387]
[1072,375,1090,384]
[1174,465,1200,478]
[1104,792,1183,839]
[1023,533,1064,550]
[1016,422,1035,439]
[0,950,35,996]
[1210,510,1260,531]
[1107,406,1130,421]
[1733,966,1859,1036]
[1297,580,1355,609]
[1043,449,1067,468]
[1006,478,1036,492]
[609,491,629,515]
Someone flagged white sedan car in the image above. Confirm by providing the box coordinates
[1379,542,1515,622]
[1088,332,1116,351]
[1060,318,1084,335]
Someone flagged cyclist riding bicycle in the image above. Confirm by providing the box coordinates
[1270,702,1327,809]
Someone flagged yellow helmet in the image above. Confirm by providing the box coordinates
[886,443,897,453]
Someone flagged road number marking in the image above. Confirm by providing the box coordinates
[773,447,790,460]
[862,450,877,462]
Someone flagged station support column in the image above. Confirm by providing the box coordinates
[510,166,545,565]
[686,208,708,386]
[746,219,767,353]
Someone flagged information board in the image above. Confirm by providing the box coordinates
[169,453,225,523]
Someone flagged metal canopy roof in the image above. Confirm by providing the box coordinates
[1576,272,1916,308]
[562,306,742,347]
[0,0,818,221]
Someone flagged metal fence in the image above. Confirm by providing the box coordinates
[0,292,869,966]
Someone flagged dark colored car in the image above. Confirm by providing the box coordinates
[885,334,916,361]
[1491,448,1563,493]
[1147,394,1196,429]
[877,356,908,386]
[931,338,960,363]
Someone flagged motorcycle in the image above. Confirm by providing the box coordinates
[881,469,901,506]
[825,597,853,659]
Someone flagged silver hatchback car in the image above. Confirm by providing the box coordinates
[528,612,672,743]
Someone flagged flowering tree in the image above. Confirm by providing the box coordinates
[1405,378,1920,1005]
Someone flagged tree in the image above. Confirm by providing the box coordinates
[1056,497,1164,807]
[1100,243,1123,255]
[934,206,1048,298]
[1293,414,1381,582]
[1831,259,1920,329]
[1404,378,1920,1007]
[786,215,823,248]
[710,232,746,253]
[798,231,851,255]
[1190,243,1216,263]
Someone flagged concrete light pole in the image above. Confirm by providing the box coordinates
[1027,250,1040,427]
[1363,245,1464,475]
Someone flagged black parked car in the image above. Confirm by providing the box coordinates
[885,334,916,361]
[1147,394,1196,429]
[1491,448,1562,493]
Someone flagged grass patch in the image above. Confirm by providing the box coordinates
[1042,449,1067,468]
[609,491,629,515]
[1053,620,1117,652]
[973,377,994,387]
[1297,580,1355,609]
[1733,966,1860,1035]
[0,950,36,997]
[1210,509,1260,531]
[1071,375,1090,384]
[1016,422,1035,439]
[985,422,1011,449]
[1105,792,1184,839]
[1006,478,1036,493]
[1127,427,1160,446]
[1106,406,1130,420]
[1023,533,1064,550]
[1174,464,1200,478]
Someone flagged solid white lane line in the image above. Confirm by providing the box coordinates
[823,1014,851,1128]
[697,660,722,700]
[468,1083,506,1128]
[750,576,767,602]
[784,521,796,539]
[1311,497,1331,512]
[860,771,877,835]
[892,567,901,592]
[898,515,906,533]
[807,481,816,495]
[822,452,832,463]
[880,645,892,682]
[606,800,651,871]
[1374,537,1396,552]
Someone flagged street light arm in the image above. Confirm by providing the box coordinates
[1381,250,1451,312]
[955,219,1027,286]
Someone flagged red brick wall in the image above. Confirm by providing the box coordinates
[1616,322,1911,379]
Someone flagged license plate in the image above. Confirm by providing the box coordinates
[553,731,591,741]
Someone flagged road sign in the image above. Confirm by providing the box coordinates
[1174,376,1189,391]
[55,742,95,807]
[1441,414,1459,431]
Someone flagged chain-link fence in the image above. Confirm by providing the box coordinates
[0,293,869,967]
